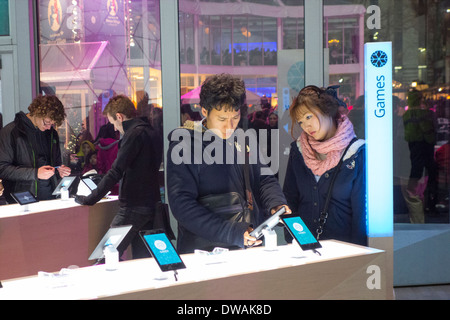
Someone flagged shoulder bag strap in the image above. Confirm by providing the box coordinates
[243,139,254,211]
[316,138,357,240]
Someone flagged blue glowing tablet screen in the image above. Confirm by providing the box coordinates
[143,233,182,266]
[283,216,318,245]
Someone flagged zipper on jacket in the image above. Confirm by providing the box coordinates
[30,143,37,196]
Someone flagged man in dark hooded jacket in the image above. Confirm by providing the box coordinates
[0,95,71,203]
[75,95,162,260]
[167,74,290,254]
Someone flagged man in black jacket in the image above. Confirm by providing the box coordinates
[75,95,162,260]
[0,95,71,203]
[167,74,290,254]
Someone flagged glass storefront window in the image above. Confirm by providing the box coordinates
[325,17,359,65]
[179,0,305,188]
[282,18,305,50]
[179,12,194,65]
[195,14,278,68]
[233,16,249,67]
[34,0,449,228]
[324,0,449,225]
[37,0,164,195]
[221,17,232,66]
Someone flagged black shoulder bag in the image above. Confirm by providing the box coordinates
[316,139,356,240]
[198,141,253,225]
[193,142,253,251]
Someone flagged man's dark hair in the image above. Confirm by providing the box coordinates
[199,73,246,114]
[103,95,137,120]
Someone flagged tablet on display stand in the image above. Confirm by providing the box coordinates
[76,177,98,196]
[140,229,186,281]
[52,176,76,197]
[10,191,39,212]
[249,206,286,239]
[280,215,322,256]
[89,225,133,262]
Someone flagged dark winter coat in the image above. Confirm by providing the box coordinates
[283,139,367,246]
[0,112,62,203]
[167,120,287,253]
[77,118,161,208]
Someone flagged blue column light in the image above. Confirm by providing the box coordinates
[364,42,394,238]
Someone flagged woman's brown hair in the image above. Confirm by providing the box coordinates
[289,85,344,138]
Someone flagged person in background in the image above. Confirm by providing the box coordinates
[403,89,438,216]
[94,122,120,175]
[181,103,201,125]
[0,179,6,205]
[75,95,162,260]
[81,150,98,175]
[94,123,120,194]
[167,73,290,254]
[71,140,96,174]
[435,142,449,212]
[268,112,278,129]
[0,95,71,203]
[283,85,367,246]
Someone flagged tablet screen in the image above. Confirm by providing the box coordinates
[281,216,321,251]
[88,225,132,260]
[140,231,186,272]
[11,191,38,205]
[52,176,76,195]
[82,178,97,190]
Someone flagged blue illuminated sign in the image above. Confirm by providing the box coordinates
[231,42,277,53]
[364,42,393,238]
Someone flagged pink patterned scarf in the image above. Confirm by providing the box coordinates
[298,116,355,176]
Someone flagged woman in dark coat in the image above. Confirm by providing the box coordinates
[283,85,367,246]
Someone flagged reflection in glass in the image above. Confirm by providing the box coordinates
[325,1,449,225]
[179,0,304,189]
[37,0,164,198]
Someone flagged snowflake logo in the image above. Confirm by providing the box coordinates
[370,50,388,68]
[287,61,305,92]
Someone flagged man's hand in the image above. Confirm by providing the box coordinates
[243,227,262,248]
[37,165,55,180]
[270,204,291,215]
[57,165,71,177]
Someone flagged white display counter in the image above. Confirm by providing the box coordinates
[0,240,389,300]
[0,197,119,280]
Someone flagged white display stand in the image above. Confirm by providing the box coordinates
[0,197,119,280]
[0,240,390,300]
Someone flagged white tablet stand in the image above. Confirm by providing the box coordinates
[262,228,278,251]
[61,187,69,201]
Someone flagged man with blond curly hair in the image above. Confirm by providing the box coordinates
[0,95,71,203]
